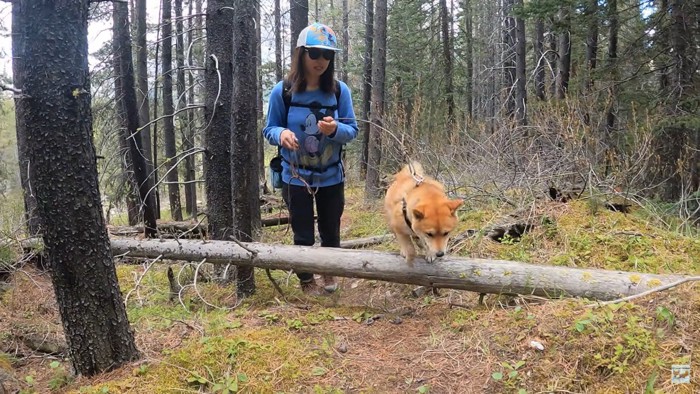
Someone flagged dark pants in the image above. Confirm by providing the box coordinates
[281,182,345,282]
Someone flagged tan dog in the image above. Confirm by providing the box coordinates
[384,162,463,263]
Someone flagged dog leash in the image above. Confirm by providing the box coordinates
[289,151,319,196]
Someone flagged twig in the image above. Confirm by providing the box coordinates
[192,258,242,311]
[587,276,700,308]
[265,268,285,297]
[123,255,163,306]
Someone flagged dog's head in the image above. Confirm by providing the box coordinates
[411,198,463,262]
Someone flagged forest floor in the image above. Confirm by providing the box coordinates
[1,186,699,393]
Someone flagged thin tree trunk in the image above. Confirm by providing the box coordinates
[231,0,261,298]
[534,18,545,101]
[113,0,158,236]
[514,0,527,126]
[134,0,154,197]
[186,0,198,218]
[555,7,571,100]
[463,0,473,120]
[290,0,309,51]
[274,0,283,81]
[341,0,349,83]
[175,0,196,218]
[153,0,163,219]
[503,0,516,117]
[11,2,41,237]
[583,0,598,94]
[365,0,387,201]
[21,0,140,375]
[360,0,373,178]
[162,0,183,221]
[440,0,454,123]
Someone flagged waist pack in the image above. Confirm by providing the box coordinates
[269,154,283,189]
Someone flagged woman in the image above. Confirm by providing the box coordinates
[263,22,358,295]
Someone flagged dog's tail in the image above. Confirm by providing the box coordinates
[403,161,424,177]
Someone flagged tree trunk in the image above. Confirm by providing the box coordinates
[583,0,598,94]
[11,1,41,237]
[360,0,373,178]
[605,0,618,134]
[341,0,349,83]
[514,0,527,126]
[231,0,261,298]
[109,238,689,302]
[113,0,158,236]
[175,0,194,218]
[503,0,516,117]
[134,0,154,201]
[440,0,454,123]
[290,0,309,51]
[365,0,387,201]
[463,0,473,120]
[162,0,183,221]
[555,7,571,100]
[533,18,545,101]
[204,1,233,242]
[20,0,139,375]
[152,0,162,219]
[186,0,198,219]
[274,0,283,82]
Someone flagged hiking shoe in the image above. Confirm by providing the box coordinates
[321,275,338,293]
[300,279,324,296]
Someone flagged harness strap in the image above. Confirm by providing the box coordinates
[402,198,413,231]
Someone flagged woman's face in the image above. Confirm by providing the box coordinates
[302,47,334,80]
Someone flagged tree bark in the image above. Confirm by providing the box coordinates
[231,0,261,298]
[463,0,473,120]
[503,0,516,117]
[360,0,373,178]
[341,0,349,82]
[134,0,154,199]
[204,1,234,241]
[162,0,183,221]
[175,0,196,218]
[20,0,139,375]
[514,0,527,126]
[274,0,283,82]
[533,18,545,101]
[555,7,571,100]
[365,0,387,201]
[439,0,454,123]
[11,1,41,237]
[290,0,309,51]
[113,0,158,236]
[109,238,689,302]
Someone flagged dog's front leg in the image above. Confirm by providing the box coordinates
[396,232,417,264]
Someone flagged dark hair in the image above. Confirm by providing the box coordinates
[287,47,337,94]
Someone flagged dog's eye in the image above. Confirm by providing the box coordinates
[426,232,434,237]
[443,231,450,236]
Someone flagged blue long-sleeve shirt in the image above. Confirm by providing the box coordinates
[263,80,358,187]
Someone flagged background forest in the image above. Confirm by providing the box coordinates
[0,0,698,393]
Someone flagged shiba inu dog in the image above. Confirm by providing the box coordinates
[384,162,463,263]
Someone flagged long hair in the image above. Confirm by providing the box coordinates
[287,47,337,94]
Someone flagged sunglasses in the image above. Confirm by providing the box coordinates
[305,47,335,61]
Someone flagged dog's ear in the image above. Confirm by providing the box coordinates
[447,199,463,216]
[412,208,425,220]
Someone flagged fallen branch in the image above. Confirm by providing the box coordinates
[106,238,688,301]
[586,276,700,308]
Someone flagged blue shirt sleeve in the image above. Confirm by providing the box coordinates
[262,81,286,146]
[329,81,358,144]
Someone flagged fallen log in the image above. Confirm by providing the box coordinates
[109,238,687,301]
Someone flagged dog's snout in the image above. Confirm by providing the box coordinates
[436,251,444,258]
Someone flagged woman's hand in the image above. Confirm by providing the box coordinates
[280,129,299,150]
[318,116,338,136]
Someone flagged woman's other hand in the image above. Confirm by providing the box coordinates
[318,116,338,136]
[280,129,299,150]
